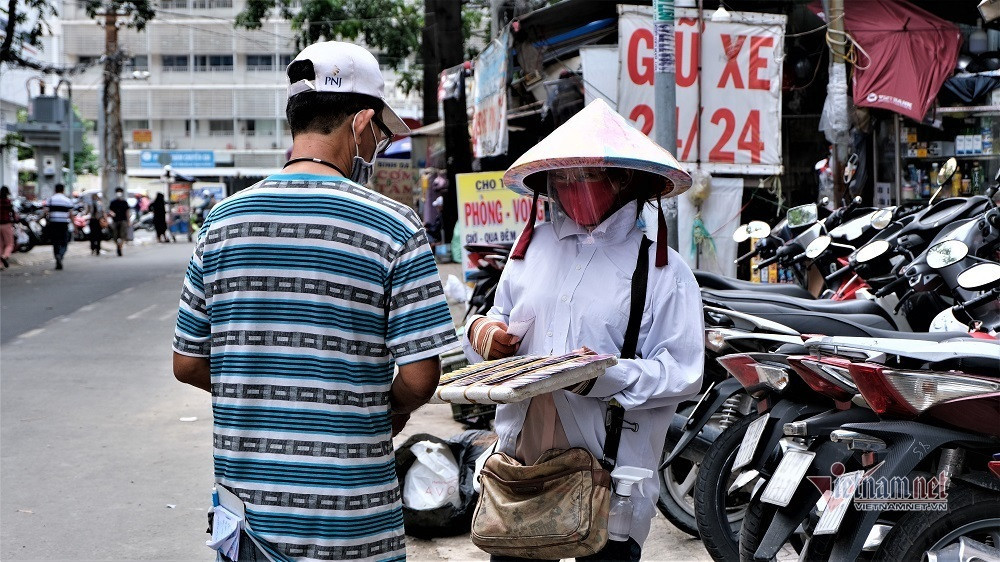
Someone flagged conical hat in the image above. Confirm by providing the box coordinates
[503,98,691,199]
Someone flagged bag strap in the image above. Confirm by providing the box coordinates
[602,236,652,470]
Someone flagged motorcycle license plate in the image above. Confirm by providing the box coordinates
[814,470,864,535]
[760,449,815,507]
[732,414,769,472]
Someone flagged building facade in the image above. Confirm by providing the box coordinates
[59,0,421,189]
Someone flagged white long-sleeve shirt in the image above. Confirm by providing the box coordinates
[462,201,705,545]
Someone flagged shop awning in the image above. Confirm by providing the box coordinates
[842,0,961,122]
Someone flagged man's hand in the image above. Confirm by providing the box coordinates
[468,317,520,360]
[390,357,441,416]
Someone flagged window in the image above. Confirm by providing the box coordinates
[185,120,198,137]
[246,54,274,71]
[279,54,293,68]
[191,0,232,7]
[125,120,150,130]
[376,53,397,71]
[194,54,233,72]
[160,0,188,7]
[208,120,234,136]
[125,55,149,72]
[162,55,189,71]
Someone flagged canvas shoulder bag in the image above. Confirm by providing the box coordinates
[471,236,652,559]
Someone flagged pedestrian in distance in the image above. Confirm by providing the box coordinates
[461,99,705,561]
[43,183,74,270]
[0,185,17,268]
[87,193,106,255]
[150,192,169,243]
[108,187,130,256]
[172,40,459,562]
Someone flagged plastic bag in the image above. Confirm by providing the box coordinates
[403,441,461,510]
[442,274,469,304]
[395,431,497,538]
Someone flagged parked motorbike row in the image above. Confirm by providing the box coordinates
[9,197,154,253]
[659,157,1000,561]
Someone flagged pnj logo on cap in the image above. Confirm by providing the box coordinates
[324,65,343,87]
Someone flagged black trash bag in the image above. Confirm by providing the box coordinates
[395,430,497,539]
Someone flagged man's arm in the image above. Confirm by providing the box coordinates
[390,357,441,414]
[173,352,211,392]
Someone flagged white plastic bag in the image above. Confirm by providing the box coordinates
[403,441,461,510]
[442,274,469,304]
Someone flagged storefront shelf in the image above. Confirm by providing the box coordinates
[902,154,1000,160]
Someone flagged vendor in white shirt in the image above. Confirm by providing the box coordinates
[462,99,705,561]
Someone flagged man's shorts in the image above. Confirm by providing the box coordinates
[112,220,129,241]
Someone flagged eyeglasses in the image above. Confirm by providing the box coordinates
[371,117,394,154]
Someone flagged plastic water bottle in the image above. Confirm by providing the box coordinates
[608,466,653,542]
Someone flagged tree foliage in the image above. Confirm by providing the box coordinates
[236,0,490,94]
[82,0,156,31]
[0,0,57,68]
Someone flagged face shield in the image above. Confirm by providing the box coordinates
[546,167,631,236]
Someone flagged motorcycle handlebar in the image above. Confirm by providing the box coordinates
[825,264,852,283]
[954,288,1000,312]
[734,247,760,265]
[874,276,908,298]
[753,254,780,271]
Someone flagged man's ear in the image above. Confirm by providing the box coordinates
[351,109,376,140]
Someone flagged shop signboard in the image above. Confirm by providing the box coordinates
[618,6,785,175]
[140,150,215,168]
[371,158,418,210]
[471,30,511,158]
[456,171,545,281]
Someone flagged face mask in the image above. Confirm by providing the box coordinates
[554,174,618,227]
[349,113,379,185]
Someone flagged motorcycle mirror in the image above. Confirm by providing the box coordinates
[938,158,958,187]
[786,204,819,229]
[957,262,1000,291]
[805,235,832,259]
[870,208,895,230]
[855,239,890,264]
[926,239,970,269]
[843,153,859,185]
[733,220,770,243]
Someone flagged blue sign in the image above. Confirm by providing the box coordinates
[140,150,215,168]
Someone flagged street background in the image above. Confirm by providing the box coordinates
[0,236,710,561]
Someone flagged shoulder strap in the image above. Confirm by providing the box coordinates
[602,236,652,470]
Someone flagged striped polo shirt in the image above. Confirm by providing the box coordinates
[173,174,459,561]
[45,193,74,223]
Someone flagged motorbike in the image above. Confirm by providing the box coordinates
[463,242,511,321]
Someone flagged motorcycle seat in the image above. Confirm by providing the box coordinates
[718,304,895,336]
[695,271,814,299]
[702,289,896,327]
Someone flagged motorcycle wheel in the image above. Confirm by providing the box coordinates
[739,496,831,562]
[657,405,701,538]
[695,414,756,562]
[872,483,1000,561]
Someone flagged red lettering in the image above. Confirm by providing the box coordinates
[679,106,699,161]
[748,36,773,90]
[627,29,654,85]
[464,202,476,226]
[717,35,746,89]
[675,26,699,88]
[708,108,736,163]
[630,105,654,135]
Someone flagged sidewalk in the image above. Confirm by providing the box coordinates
[4,229,162,270]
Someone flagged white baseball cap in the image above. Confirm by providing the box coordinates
[287,41,410,135]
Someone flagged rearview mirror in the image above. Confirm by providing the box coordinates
[855,239,890,264]
[805,235,832,259]
[871,208,894,230]
[937,158,958,186]
[926,239,969,269]
[733,220,770,243]
[786,204,819,229]
[957,262,1000,291]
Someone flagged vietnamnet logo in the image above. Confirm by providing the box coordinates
[808,461,949,512]
[865,91,913,111]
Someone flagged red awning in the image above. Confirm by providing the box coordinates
[842,0,961,121]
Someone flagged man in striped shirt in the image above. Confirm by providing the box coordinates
[43,183,75,270]
[172,41,459,561]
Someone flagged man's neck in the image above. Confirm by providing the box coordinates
[284,132,353,177]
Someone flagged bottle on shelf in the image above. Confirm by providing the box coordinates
[971,161,985,195]
[920,169,931,198]
[930,162,939,187]
[951,165,963,197]
[981,118,993,155]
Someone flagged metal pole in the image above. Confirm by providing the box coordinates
[824,0,849,206]
[653,0,679,250]
[57,78,74,194]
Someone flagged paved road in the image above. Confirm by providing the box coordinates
[0,240,711,561]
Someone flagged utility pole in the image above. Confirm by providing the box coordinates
[824,0,849,206]
[102,10,126,199]
[653,0,679,250]
[421,0,440,126]
[438,0,469,248]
